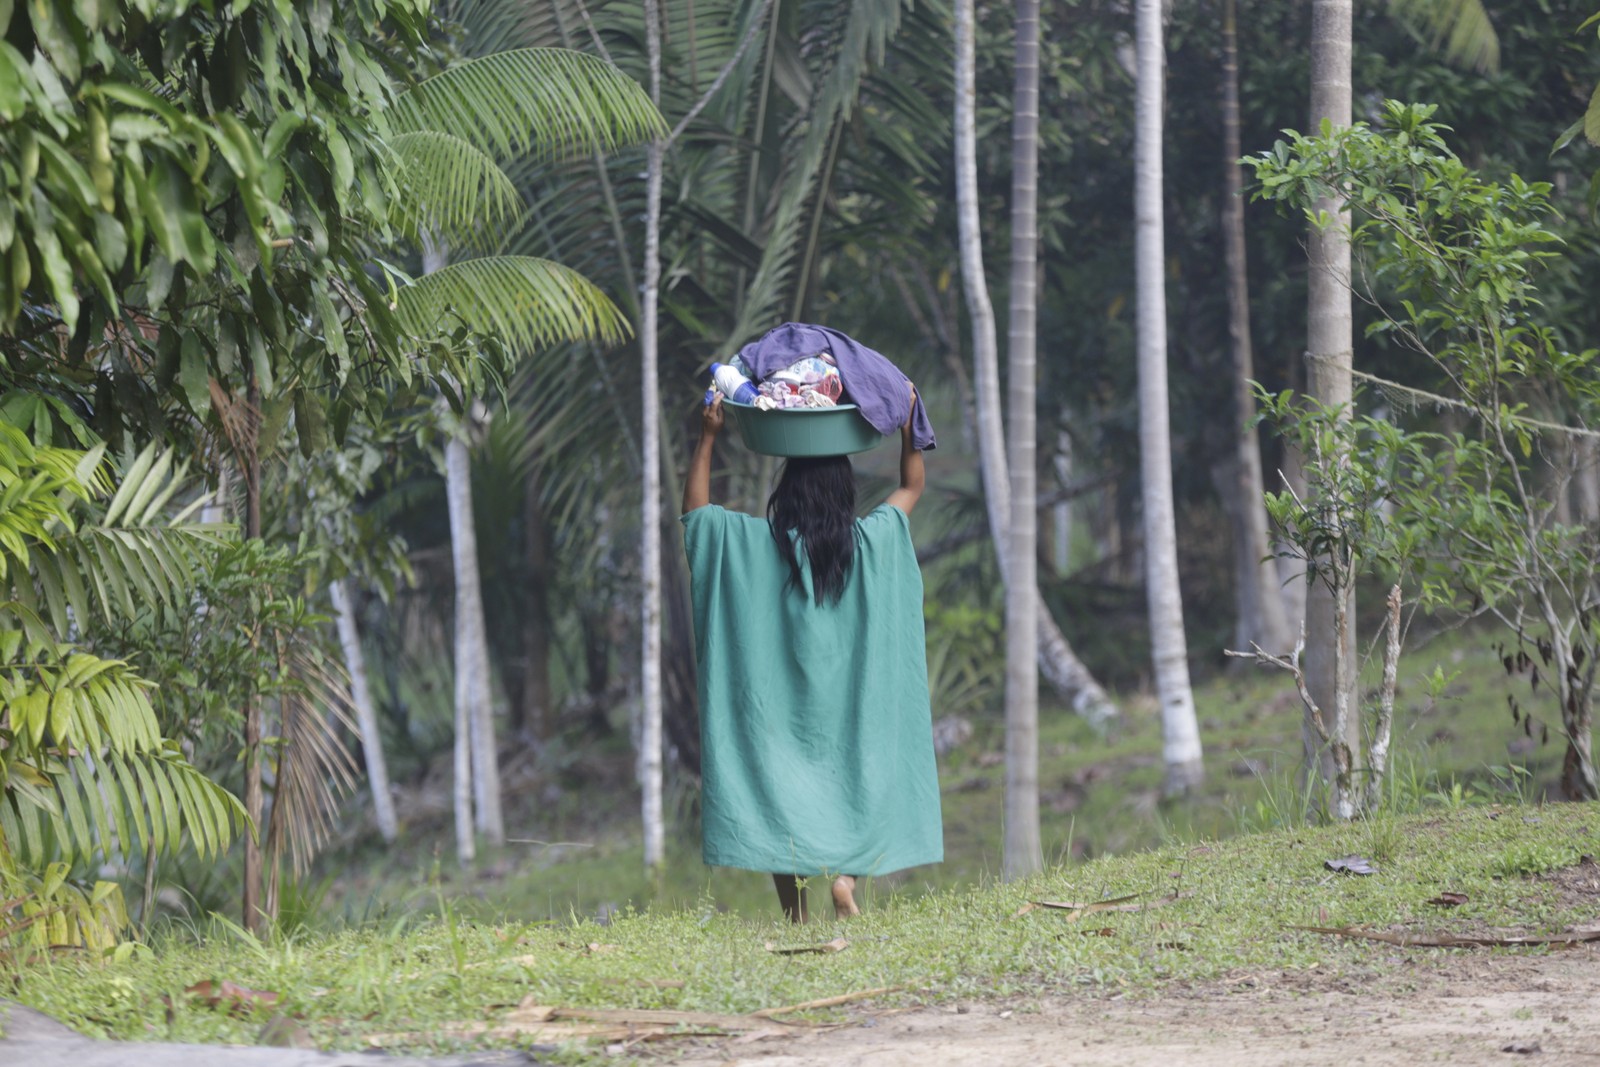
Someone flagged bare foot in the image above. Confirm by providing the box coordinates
[831,875,861,918]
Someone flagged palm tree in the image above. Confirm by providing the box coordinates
[374,34,662,860]
[1004,0,1043,879]
[1220,0,1293,658]
[640,0,666,876]
[1303,0,1359,817]
[1135,0,1203,795]
[954,0,1118,745]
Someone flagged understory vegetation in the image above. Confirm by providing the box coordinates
[10,803,1597,1055]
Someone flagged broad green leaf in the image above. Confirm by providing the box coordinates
[178,332,212,418]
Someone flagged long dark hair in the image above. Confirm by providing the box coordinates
[767,456,858,606]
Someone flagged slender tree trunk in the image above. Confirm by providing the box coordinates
[639,0,666,877]
[331,578,398,843]
[1575,437,1600,524]
[446,436,504,848]
[241,373,263,933]
[1305,0,1360,806]
[520,477,552,743]
[1003,0,1043,880]
[428,237,505,853]
[1135,0,1203,796]
[1221,0,1292,656]
[1053,431,1072,575]
[954,0,1117,730]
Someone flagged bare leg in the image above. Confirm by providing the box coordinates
[831,874,861,918]
[772,874,808,923]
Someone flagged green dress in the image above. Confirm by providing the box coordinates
[680,503,943,876]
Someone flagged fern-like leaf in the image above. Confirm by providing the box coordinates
[1388,0,1500,73]
[393,255,631,352]
[389,48,664,165]
[386,131,525,248]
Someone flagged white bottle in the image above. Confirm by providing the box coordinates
[710,362,760,404]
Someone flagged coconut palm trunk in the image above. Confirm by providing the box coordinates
[1134,0,1203,795]
[427,239,505,858]
[954,0,1117,731]
[330,578,398,843]
[639,0,666,876]
[1221,0,1292,656]
[1305,0,1360,815]
[1003,0,1044,880]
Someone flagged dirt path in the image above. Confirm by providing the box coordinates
[680,945,1600,1066]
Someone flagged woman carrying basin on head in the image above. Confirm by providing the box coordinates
[680,385,943,922]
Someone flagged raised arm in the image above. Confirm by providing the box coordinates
[683,394,724,513]
[886,385,925,516]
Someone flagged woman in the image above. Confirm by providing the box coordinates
[680,390,943,922]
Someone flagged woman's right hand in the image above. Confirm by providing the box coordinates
[703,392,726,437]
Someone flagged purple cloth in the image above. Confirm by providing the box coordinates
[734,323,936,450]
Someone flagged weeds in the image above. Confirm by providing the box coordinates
[13,805,1598,1054]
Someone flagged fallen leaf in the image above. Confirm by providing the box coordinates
[1290,925,1600,948]
[257,1014,315,1049]
[1427,892,1470,908]
[368,1020,635,1045]
[1325,855,1378,876]
[764,936,849,955]
[753,985,901,1019]
[507,999,557,1024]
[553,1006,759,1030]
[1032,893,1141,913]
[1027,893,1189,921]
[186,979,281,1014]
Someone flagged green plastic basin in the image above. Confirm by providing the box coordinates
[723,400,885,457]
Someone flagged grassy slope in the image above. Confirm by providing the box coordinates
[14,804,1599,1053]
[317,626,1557,923]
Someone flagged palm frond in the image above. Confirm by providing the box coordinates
[389,48,665,165]
[264,648,361,880]
[394,255,631,352]
[385,132,525,249]
[1388,0,1500,73]
[31,444,232,633]
[724,0,911,349]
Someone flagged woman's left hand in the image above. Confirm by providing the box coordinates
[703,393,726,437]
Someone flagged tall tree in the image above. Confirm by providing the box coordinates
[1004,0,1043,879]
[1220,0,1293,657]
[639,0,666,877]
[954,1,1118,731]
[1135,0,1203,795]
[1304,0,1360,814]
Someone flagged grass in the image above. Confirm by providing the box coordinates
[11,804,1599,1055]
[312,625,1558,925]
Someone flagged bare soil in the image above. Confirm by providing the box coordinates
[679,944,1600,1066]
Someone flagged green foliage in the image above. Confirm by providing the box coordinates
[1488,841,1582,878]
[1249,101,1600,799]
[13,805,1600,1049]
[1387,0,1500,73]
[925,598,1002,718]
[0,423,243,947]
[389,48,665,167]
